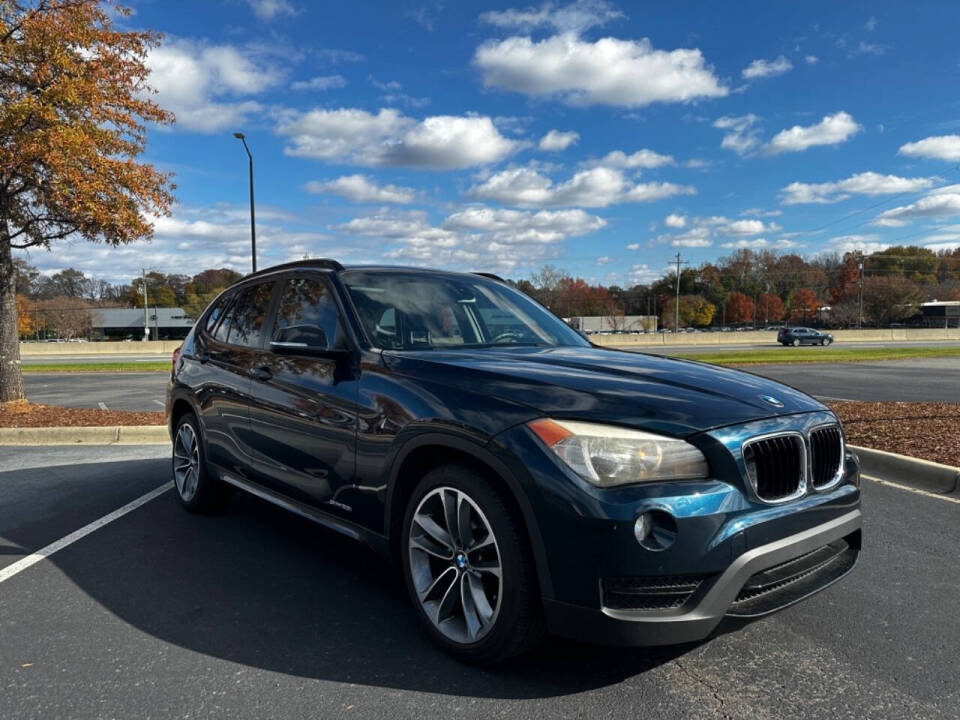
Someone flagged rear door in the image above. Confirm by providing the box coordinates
[244,272,360,511]
[194,281,276,473]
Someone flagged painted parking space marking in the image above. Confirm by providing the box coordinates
[98,402,108,410]
[0,483,172,585]
[863,475,960,505]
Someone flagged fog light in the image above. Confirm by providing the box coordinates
[634,513,653,544]
[634,510,678,552]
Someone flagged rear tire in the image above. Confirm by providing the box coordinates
[792,339,800,347]
[401,464,544,665]
[172,413,230,513]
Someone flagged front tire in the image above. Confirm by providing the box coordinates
[792,338,800,347]
[172,413,229,513]
[401,464,543,664]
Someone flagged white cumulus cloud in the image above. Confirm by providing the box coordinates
[713,114,762,156]
[473,33,727,107]
[246,0,295,20]
[539,129,580,151]
[664,213,687,228]
[468,166,695,208]
[874,185,960,226]
[765,111,861,155]
[291,74,346,91]
[277,108,519,169]
[589,148,675,168]
[899,135,960,162]
[742,55,792,80]
[780,171,940,205]
[304,174,416,204]
[146,39,283,132]
[478,0,623,34]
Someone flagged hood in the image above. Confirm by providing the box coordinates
[382,345,826,437]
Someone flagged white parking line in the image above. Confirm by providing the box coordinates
[97,402,108,410]
[863,474,960,505]
[0,483,172,585]
[153,400,166,407]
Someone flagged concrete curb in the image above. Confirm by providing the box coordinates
[0,425,169,446]
[849,444,960,494]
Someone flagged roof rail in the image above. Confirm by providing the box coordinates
[246,259,344,278]
[472,271,506,283]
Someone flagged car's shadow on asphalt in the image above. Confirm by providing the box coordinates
[30,461,695,699]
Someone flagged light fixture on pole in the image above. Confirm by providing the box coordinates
[233,132,257,273]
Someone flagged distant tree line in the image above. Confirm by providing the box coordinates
[12,244,960,339]
[14,260,242,339]
[512,246,960,330]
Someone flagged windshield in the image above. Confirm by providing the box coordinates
[341,270,589,351]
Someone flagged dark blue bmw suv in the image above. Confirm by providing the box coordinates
[166,260,862,664]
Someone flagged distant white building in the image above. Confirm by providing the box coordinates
[565,315,658,333]
[91,308,194,340]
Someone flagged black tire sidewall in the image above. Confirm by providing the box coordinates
[400,465,540,664]
[172,413,223,513]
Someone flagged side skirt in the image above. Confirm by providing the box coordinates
[218,470,391,558]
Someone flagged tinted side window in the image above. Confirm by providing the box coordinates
[211,294,235,343]
[273,276,341,350]
[226,282,274,348]
[204,295,230,334]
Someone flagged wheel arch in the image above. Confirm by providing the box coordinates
[384,432,554,600]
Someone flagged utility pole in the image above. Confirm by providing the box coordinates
[140,268,149,341]
[857,260,864,329]
[673,252,688,332]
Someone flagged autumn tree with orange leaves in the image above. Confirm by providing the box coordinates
[0,1,174,401]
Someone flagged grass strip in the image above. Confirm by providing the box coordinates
[672,346,960,366]
[22,362,170,373]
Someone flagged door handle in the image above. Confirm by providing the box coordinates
[253,366,272,382]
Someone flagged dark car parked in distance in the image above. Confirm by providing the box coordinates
[778,326,834,346]
[166,260,861,664]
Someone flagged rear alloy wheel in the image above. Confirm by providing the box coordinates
[402,465,543,664]
[793,338,801,347]
[172,413,229,513]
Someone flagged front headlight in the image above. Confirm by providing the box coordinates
[528,418,709,487]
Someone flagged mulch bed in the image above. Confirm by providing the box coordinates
[0,401,165,428]
[2,400,956,468]
[828,401,960,468]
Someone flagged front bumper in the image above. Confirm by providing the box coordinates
[544,509,861,646]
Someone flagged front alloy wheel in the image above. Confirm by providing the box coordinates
[401,465,543,664]
[408,487,502,644]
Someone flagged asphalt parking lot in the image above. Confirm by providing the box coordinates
[22,355,960,410]
[1,445,958,719]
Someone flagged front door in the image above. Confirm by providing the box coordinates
[245,272,360,513]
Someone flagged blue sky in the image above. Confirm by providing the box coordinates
[20,0,960,285]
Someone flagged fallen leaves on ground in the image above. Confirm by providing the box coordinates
[828,401,960,468]
[0,401,164,428]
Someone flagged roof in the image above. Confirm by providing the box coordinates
[245,260,506,282]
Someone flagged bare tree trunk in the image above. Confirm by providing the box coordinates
[0,221,25,403]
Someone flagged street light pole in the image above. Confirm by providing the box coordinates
[139,268,149,341]
[234,132,257,273]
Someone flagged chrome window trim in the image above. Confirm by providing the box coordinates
[808,422,846,492]
[741,430,808,505]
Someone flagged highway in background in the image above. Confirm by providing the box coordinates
[22,355,960,410]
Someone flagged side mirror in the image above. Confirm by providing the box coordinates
[270,324,351,359]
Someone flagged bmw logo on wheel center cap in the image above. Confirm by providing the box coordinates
[761,395,784,407]
[455,552,468,569]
